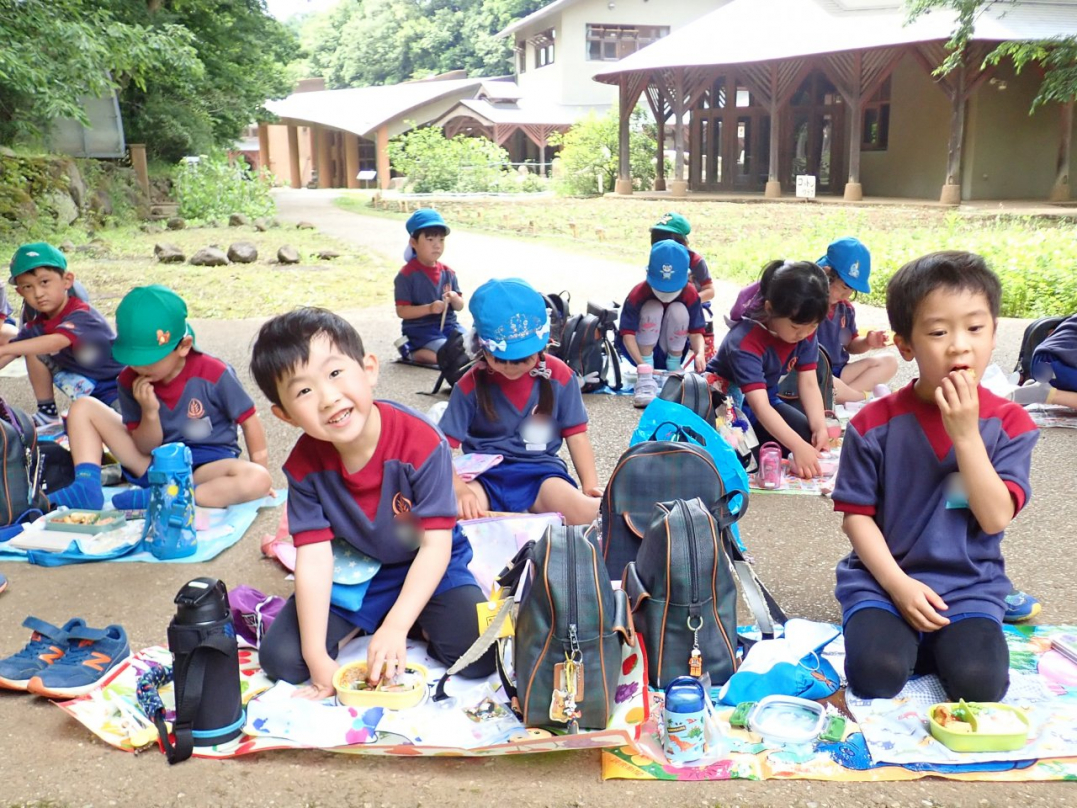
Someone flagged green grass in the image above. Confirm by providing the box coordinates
[1,222,393,320]
[336,194,1077,319]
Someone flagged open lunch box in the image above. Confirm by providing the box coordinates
[928,700,1030,753]
[43,509,127,535]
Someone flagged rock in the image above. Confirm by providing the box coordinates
[277,245,300,265]
[315,250,340,260]
[227,242,258,264]
[0,146,15,158]
[253,218,269,232]
[58,240,76,254]
[64,160,86,209]
[188,247,229,267]
[89,189,113,217]
[167,217,186,230]
[296,221,316,230]
[154,243,186,264]
[139,223,161,234]
[268,218,280,228]
[228,213,249,227]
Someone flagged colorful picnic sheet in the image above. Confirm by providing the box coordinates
[602,625,1077,782]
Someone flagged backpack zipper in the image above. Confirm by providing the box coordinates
[684,502,700,610]
[566,528,579,653]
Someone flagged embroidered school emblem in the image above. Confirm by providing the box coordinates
[187,398,205,419]
[787,357,798,373]
[392,492,413,517]
[660,263,674,280]
[848,261,860,278]
[156,329,171,346]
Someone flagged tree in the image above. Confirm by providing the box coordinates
[906,0,1077,108]
[548,108,660,195]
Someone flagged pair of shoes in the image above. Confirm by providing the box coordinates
[633,365,659,408]
[1003,590,1041,623]
[32,410,61,428]
[1008,381,1054,407]
[0,617,129,696]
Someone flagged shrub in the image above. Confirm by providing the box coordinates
[174,151,275,221]
[548,107,659,196]
[388,127,525,194]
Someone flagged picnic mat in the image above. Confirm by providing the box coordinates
[0,491,284,565]
[602,624,1077,782]
[56,633,648,758]
[1026,404,1077,429]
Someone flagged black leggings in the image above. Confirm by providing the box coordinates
[259,584,496,684]
[844,609,1010,701]
[751,399,812,456]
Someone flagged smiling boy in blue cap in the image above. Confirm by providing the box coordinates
[815,237,898,404]
[394,208,465,366]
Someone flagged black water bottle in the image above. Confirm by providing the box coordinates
[166,577,243,762]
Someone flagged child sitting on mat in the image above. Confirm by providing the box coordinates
[1009,313,1077,412]
[440,278,602,526]
[394,209,464,366]
[47,285,272,511]
[834,251,1038,701]
[250,308,493,695]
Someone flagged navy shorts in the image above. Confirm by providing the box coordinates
[403,320,464,353]
[476,456,576,513]
[1032,351,1077,392]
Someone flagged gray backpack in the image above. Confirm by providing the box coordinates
[0,398,48,526]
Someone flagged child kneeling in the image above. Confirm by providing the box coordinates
[49,286,272,511]
[834,252,1038,702]
[250,308,494,695]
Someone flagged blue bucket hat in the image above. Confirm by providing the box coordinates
[646,241,690,294]
[405,208,449,237]
[818,237,871,294]
[470,278,550,361]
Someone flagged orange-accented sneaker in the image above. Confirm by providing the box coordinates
[0,617,86,691]
[27,624,130,698]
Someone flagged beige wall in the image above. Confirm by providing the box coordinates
[265,123,315,186]
[859,53,950,199]
[964,61,1072,200]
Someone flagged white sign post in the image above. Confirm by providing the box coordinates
[795,174,817,199]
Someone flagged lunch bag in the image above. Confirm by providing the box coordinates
[658,371,716,427]
[0,397,48,527]
[623,497,742,688]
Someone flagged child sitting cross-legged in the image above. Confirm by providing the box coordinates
[250,308,494,695]
[0,243,124,425]
[46,285,272,511]
[834,251,1039,702]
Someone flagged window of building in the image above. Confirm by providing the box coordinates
[531,29,555,67]
[585,24,669,61]
[862,76,891,150]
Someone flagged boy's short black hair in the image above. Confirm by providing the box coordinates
[886,251,1001,342]
[12,265,66,284]
[410,226,448,240]
[250,307,366,407]
[650,229,687,247]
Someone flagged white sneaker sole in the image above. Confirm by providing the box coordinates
[26,651,131,699]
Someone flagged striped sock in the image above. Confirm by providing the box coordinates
[47,463,104,510]
[110,487,152,510]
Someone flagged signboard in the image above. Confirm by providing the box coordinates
[356,170,377,181]
[795,174,817,199]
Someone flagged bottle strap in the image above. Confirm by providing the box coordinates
[161,633,235,764]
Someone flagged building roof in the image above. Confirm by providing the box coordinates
[497,0,577,39]
[593,0,1077,83]
[265,77,492,138]
[435,98,606,128]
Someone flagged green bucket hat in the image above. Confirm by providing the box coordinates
[651,212,691,238]
[10,242,67,280]
[111,285,196,366]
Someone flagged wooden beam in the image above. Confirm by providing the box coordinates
[286,124,302,188]
[768,62,780,186]
[846,50,864,199]
[673,68,686,183]
[617,73,647,191]
[344,132,360,189]
[257,123,270,174]
[1052,99,1075,202]
[376,125,391,191]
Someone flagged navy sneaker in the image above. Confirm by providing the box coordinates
[28,624,130,698]
[1003,590,1041,623]
[0,617,86,691]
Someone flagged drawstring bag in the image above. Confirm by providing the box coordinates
[228,586,286,648]
[717,619,841,705]
[141,443,196,560]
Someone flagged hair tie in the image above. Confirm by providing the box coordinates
[529,358,551,380]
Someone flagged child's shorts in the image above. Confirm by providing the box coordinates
[403,321,464,354]
[474,456,576,513]
[53,370,119,407]
[123,443,241,487]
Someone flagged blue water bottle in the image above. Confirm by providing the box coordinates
[663,676,708,763]
[141,442,197,560]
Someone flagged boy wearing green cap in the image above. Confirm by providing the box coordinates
[47,285,272,511]
[0,242,124,425]
[650,212,715,303]
[394,208,464,365]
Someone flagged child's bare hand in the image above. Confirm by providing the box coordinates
[889,576,950,632]
[865,330,889,349]
[366,626,408,685]
[444,290,462,308]
[693,353,706,373]
[456,486,485,520]
[936,370,979,443]
[789,441,822,479]
[811,425,830,453]
[584,485,603,498]
[430,299,446,315]
[132,376,160,415]
[293,653,338,700]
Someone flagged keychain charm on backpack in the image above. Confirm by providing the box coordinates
[141,443,196,560]
[688,615,703,677]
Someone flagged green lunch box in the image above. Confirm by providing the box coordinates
[928,701,1030,753]
[44,509,128,535]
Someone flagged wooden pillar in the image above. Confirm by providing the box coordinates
[670,68,687,197]
[845,51,864,202]
[1051,98,1074,202]
[616,78,633,195]
[655,114,666,191]
[257,123,270,174]
[314,126,332,189]
[941,65,967,205]
[376,124,391,191]
[766,63,781,198]
[128,143,150,201]
[344,132,360,189]
[286,124,302,188]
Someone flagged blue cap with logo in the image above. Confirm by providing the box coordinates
[818,237,871,294]
[646,241,690,294]
[470,278,551,361]
[405,208,449,237]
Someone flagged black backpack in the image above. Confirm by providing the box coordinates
[543,290,571,351]
[425,330,476,395]
[1014,315,1066,385]
[0,398,48,526]
[777,346,834,412]
[555,313,622,393]
[658,371,716,427]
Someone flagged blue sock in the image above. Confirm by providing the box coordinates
[111,487,152,510]
[48,463,104,510]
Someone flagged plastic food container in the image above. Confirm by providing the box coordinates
[44,509,127,535]
[333,662,428,709]
[730,695,845,745]
[928,702,1029,752]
